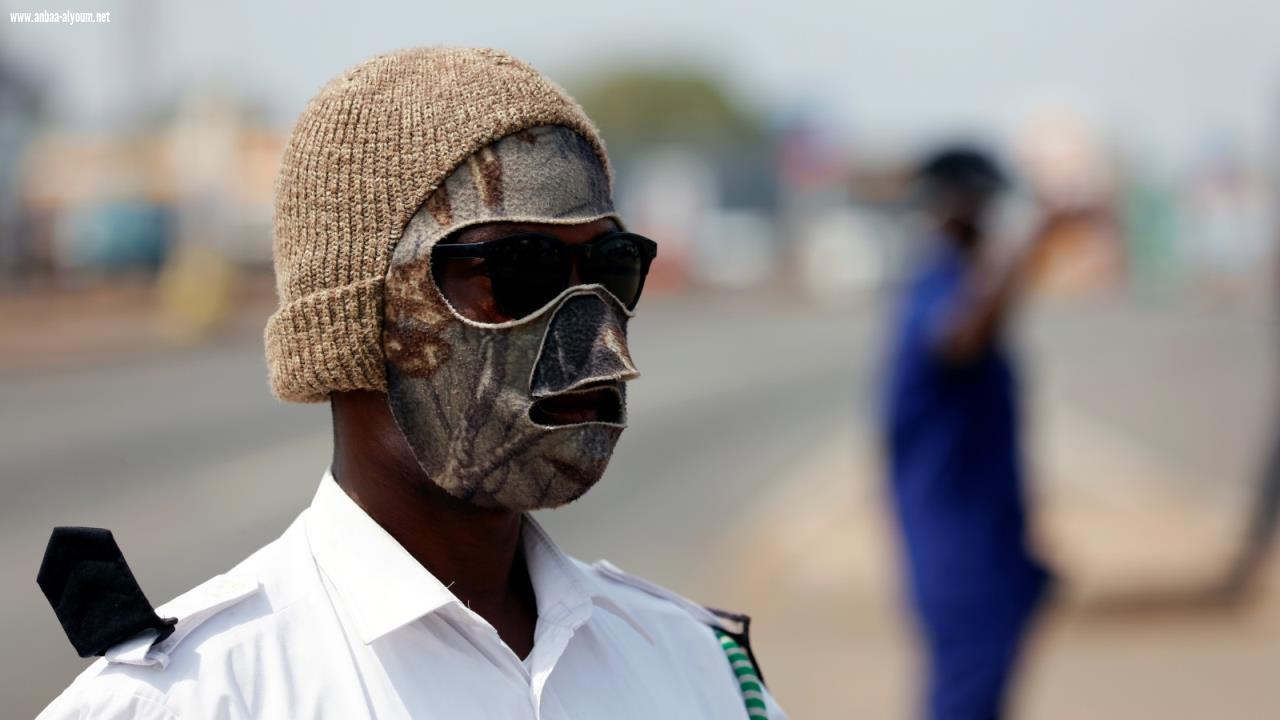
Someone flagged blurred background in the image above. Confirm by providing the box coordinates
[1,1,1277,717]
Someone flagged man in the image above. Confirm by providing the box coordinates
[884,146,1059,720]
[37,48,783,719]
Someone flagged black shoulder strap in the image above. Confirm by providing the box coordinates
[36,527,176,658]
[706,606,767,687]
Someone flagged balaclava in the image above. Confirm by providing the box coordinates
[383,125,638,510]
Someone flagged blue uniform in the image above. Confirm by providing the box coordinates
[884,246,1050,720]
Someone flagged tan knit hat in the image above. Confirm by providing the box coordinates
[266,47,611,402]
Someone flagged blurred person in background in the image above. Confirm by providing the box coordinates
[884,146,1072,720]
[37,48,782,720]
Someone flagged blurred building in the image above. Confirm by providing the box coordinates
[1180,142,1275,292]
[14,88,282,285]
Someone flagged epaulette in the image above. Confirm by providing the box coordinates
[592,560,767,686]
[37,527,260,670]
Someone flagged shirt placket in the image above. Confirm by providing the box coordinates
[428,605,535,718]
[444,600,590,719]
[525,600,592,720]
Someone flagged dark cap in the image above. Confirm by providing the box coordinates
[916,145,1009,195]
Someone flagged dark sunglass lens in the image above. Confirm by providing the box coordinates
[588,236,648,307]
[487,235,568,318]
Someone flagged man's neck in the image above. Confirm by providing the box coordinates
[328,390,539,657]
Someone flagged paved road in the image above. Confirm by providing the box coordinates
[1,289,1273,718]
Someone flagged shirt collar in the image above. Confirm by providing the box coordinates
[523,514,654,645]
[305,470,651,645]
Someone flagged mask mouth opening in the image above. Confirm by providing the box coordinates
[529,381,624,427]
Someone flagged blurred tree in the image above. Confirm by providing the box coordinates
[571,68,762,155]
[571,67,778,212]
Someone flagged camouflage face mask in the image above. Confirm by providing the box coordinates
[382,126,638,511]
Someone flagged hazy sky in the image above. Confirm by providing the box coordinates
[3,0,1279,168]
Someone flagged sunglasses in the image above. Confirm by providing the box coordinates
[432,231,658,319]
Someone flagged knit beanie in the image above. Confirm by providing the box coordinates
[266,47,611,402]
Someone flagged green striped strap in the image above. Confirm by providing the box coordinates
[714,628,770,719]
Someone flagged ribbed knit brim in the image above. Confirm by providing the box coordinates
[266,47,611,402]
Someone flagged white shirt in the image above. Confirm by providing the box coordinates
[38,472,786,719]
